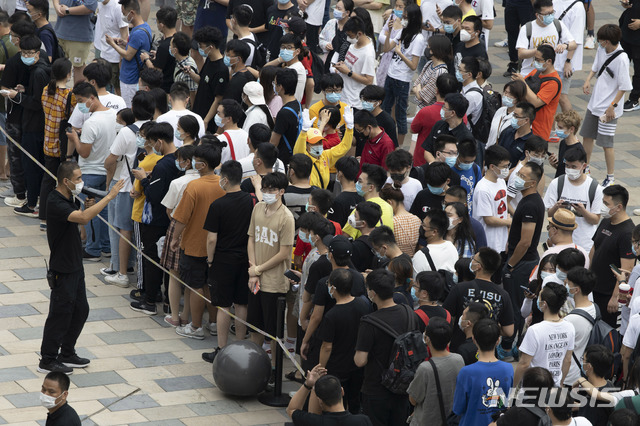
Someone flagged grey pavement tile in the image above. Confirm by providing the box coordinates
[0,416,7,425]
[98,394,159,411]
[96,330,153,345]
[0,367,38,382]
[125,352,184,368]
[86,289,96,298]
[0,246,40,259]
[0,282,11,294]
[5,392,41,408]
[76,347,97,360]
[154,375,213,392]
[616,133,638,143]
[187,400,247,416]
[10,326,43,341]
[0,303,40,318]
[625,150,640,159]
[0,346,9,355]
[130,421,185,426]
[150,315,171,327]
[70,371,126,387]
[14,267,46,280]
[0,227,15,238]
[180,337,216,350]
[86,308,125,322]
[14,216,41,225]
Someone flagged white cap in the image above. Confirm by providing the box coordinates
[243,81,266,106]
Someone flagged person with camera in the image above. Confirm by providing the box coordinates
[39,161,125,375]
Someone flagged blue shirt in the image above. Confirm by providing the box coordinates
[120,23,152,84]
[53,0,98,42]
[453,360,513,426]
[452,163,483,216]
[470,217,487,249]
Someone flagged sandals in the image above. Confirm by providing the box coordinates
[285,370,305,384]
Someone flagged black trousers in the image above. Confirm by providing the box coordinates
[502,258,539,348]
[505,2,535,63]
[622,41,640,102]
[341,369,364,414]
[40,270,89,363]
[362,392,410,426]
[593,291,619,328]
[6,123,25,198]
[38,155,60,220]
[140,223,167,305]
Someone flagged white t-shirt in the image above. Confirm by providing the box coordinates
[623,313,640,350]
[563,303,596,385]
[219,128,250,163]
[388,33,426,83]
[161,169,200,217]
[239,153,286,180]
[69,93,126,129]
[472,177,509,253]
[412,240,458,278]
[79,109,117,176]
[586,45,633,117]
[243,105,271,133]
[333,40,377,108]
[519,320,575,387]
[239,34,256,68]
[507,161,524,210]
[305,0,326,26]
[461,81,483,125]
[289,61,307,104]
[470,0,493,49]
[623,265,640,334]
[94,0,128,63]
[542,175,603,252]
[109,119,148,192]
[487,107,513,148]
[156,109,205,147]
[420,0,454,40]
[554,0,585,71]
[385,176,422,211]
[515,19,574,75]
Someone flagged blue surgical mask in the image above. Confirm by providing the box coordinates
[309,145,323,157]
[513,176,527,191]
[175,159,186,171]
[169,47,175,58]
[310,235,316,248]
[566,284,575,299]
[410,286,419,304]
[361,100,375,111]
[444,156,457,168]
[510,117,521,130]
[223,55,231,67]
[198,47,208,57]
[21,55,35,66]
[279,49,294,62]
[427,184,444,195]
[326,92,341,103]
[533,60,545,71]
[633,245,638,257]
[299,230,310,243]
[136,135,146,148]
[393,9,403,18]
[455,69,464,82]
[536,298,544,312]
[444,24,455,34]
[502,96,514,108]
[555,129,568,139]
[191,158,197,170]
[458,162,473,171]
[333,9,343,19]
[214,114,224,128]
[580,364,588,377]
[356,181,365,196]
[556,268,567,282]
[77,102,90,114]
[440,108,446,120]
[175,129,183,141]
[153,147,161,156]
[453,274,459,284]
[540,271,553,280]
[272,82,278,96]
[469,261,476,274]
[277,0,289,4]
[542,13,555,26]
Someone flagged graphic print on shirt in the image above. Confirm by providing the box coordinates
[463,288,501,321]
[495,189,507,216]
[255,226,279,247]
[545,330,571,382]
[532,34,559,48]
[481,377,507,408]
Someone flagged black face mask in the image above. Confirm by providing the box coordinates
[390,173,405,182]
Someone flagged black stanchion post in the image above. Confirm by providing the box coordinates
[258,296,291,407]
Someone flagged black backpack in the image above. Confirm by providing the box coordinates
[310,50,326,94]
[524,70,561,110]
[242,38,267,69]
[524,406,553,426]
[361,304,428,395]
[36,26,65,62]
[420,246,455,302]
[467,86,501,144]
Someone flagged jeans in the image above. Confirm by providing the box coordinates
[382,76,410,135]
[362,393,410,426]
[139,223,167,304]
[38,156,60,220]
[107,179,135,271]
[40,270,89,363]
[502,258,539,348]
[505,1,535,64]
[21,132,44,208]
[79,174,109,256]
[6,123,25,198]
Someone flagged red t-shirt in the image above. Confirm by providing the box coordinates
[526,69,562,141]
[323,132,341,149]
[411,102,444,167]
[359,129,395,174]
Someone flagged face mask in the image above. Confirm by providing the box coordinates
[175,159,186,171]
[355,181,366,196]
[40,393,61,410]
[448,217,457,230]
[298,230,309,243]
[279,49,294,62]
[263,192,278,205]
[115,123,124,133]
[77,102,90,114]
[536,298,544,312]
[326,92,341,103]
[169,47,175,58]
[601,204,613,219]
[136,135,146,148]
[67,180,84,196]
[361,100,375,111]
[540,271,553,280]
[566,284,575,299]
[309,235,317,248]
[469,261,476,274]
[277,0,289,4]
[533,60,545,71]
[580,364,588,377]
[513,176,527,191]
[390,172,406,182]
[542,13,555,25]
[219,178,227,191]
[223,55,231,67]
[174,129,183,141]
[502,96,514,108]
[455,70,464,83]
[346,36,358,44]
[198,47,208,58]
[214,114,224,128]
[493,166,509,179]
[633,245,638,257]
[459,29,472,42]
[555,268,567,282]
[273,82,278,96]
[393,9,403,18]
[458,316,467,331]
[458,162,473,171]
[439,108,446,120]
[452,273,458,284]
[153,145,162,156]
[443,24,455,34]
[565,167,582,181]
[348,214,361,229]
[400,19,408,28]
[192,159,201,171]
[309,145,324,157]
[410,286,418,304]
[444,156,457,168]
[333,9,343,19]
[375,250,385,260]
[510,117,521,130]
[529,155,545,166]
[328,285,335,299]
[427,184,444,195]
[555,129,568,139]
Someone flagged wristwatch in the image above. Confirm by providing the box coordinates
[612,102,619,108]
[65,7,70,14]
[565,58,571,63]
[347,70,353,78]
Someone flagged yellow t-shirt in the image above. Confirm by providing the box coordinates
[309,100,347,129]
[131,153,162,222]
[462,9,477,21]
[342,196,394,239]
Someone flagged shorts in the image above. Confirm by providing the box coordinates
[112,191,134,231]
[176,0,198,26]
[160,219,180,270]
[247,291,287,337]
[179,249,208,289]
[93,50,121,90]
[208,261,249,307]
[580,109,617,148]
[561,73,572,95]
[59,39,92,67]
[120,82,138,108]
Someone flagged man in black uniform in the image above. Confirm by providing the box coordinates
[38,161,125,374]
[40,371,81,425]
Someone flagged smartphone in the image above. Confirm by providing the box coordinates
[520,285,533,295]
[542,242,549,251]
[284,269,301,283]
[610,264,622,274]
[65,126,73,134]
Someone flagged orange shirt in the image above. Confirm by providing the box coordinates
[526,69,562,141]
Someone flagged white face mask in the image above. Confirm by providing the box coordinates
[263,192,278,205]
[565,168,582,181]
[67,180,84,196]
[448,216,458,230]
[348,214,359,229]
[494,166,509,179]
[459,29,472,42]
[115,123,124,133]
[601,204,614,219]
[40,392,61,409]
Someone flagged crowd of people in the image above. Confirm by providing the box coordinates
[1,0,640,423]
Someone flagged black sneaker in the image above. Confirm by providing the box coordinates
[130,289,144,301]
[82,250,102,262]
[624,100,640,112]
[503,62,518,77]
[202,348,220,363]
[58,354,90,368]
[14,204,38,218]
[130,300,157,315]
[38,359,73,375]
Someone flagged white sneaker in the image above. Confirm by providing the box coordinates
[176,323,205,340]
[585,35,595,49]
[494,38,508,48]
[104,272,129,288]
[4,196,26,207]
[634,209,640,216]
[205,322,217,336]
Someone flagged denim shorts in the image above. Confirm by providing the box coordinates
[112,190,134,232]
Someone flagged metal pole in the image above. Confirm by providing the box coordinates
[258,296,291,407]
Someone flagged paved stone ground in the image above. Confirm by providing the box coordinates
[1,0,640,424]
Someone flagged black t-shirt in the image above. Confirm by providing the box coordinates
[152,36,176,93]
[203,191,254,264]
[496,406,542,426]
[456,337,478,365]
[273,99,301,165]
[554,140,584,178]
[409,188,446,221]
[292,410,373,426]
[240,176,258,195]
[283,185,315,222]
[355,304,418,395]
[327,191,363,228]
[227,0,274,45]
[443,278,514,351]
[454,41,488,65]
[376,110,398,148]
[497,127,532,166]
[576,381,614,426]
[304,255,332,295]
[313,269,366,309]
[192,58,229,131]
[316,297,372,379]
[392,286,412,306]
[0,52,28,124]
[46,402,81,426]
[266,4,300,61]
[592,218,636,295]
[415,304,452,332]
[417,162,461,188]
[421,120,474,155]
[507,192,544,261]
[352,235,376,272]
[224,70,256,103]
[46,190,82,274]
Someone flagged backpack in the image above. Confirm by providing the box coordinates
[132,27,153,71]
[525,19,562,47]
[122,124,144,185]
[558,0,581,20]
[415,308,451,328]
[242,38,266,69]
[352,235,382,271]
[36,26,65,62]
[568,305,622,381]
[281,101,303,154]
[523,406,553,426]
[524,70,562,110]
[597,50,624,79]
[361,304,429,395]
[467,86,501,144]
[557,175,598,208]
[310,50,326,94]
[420,246,455,302]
